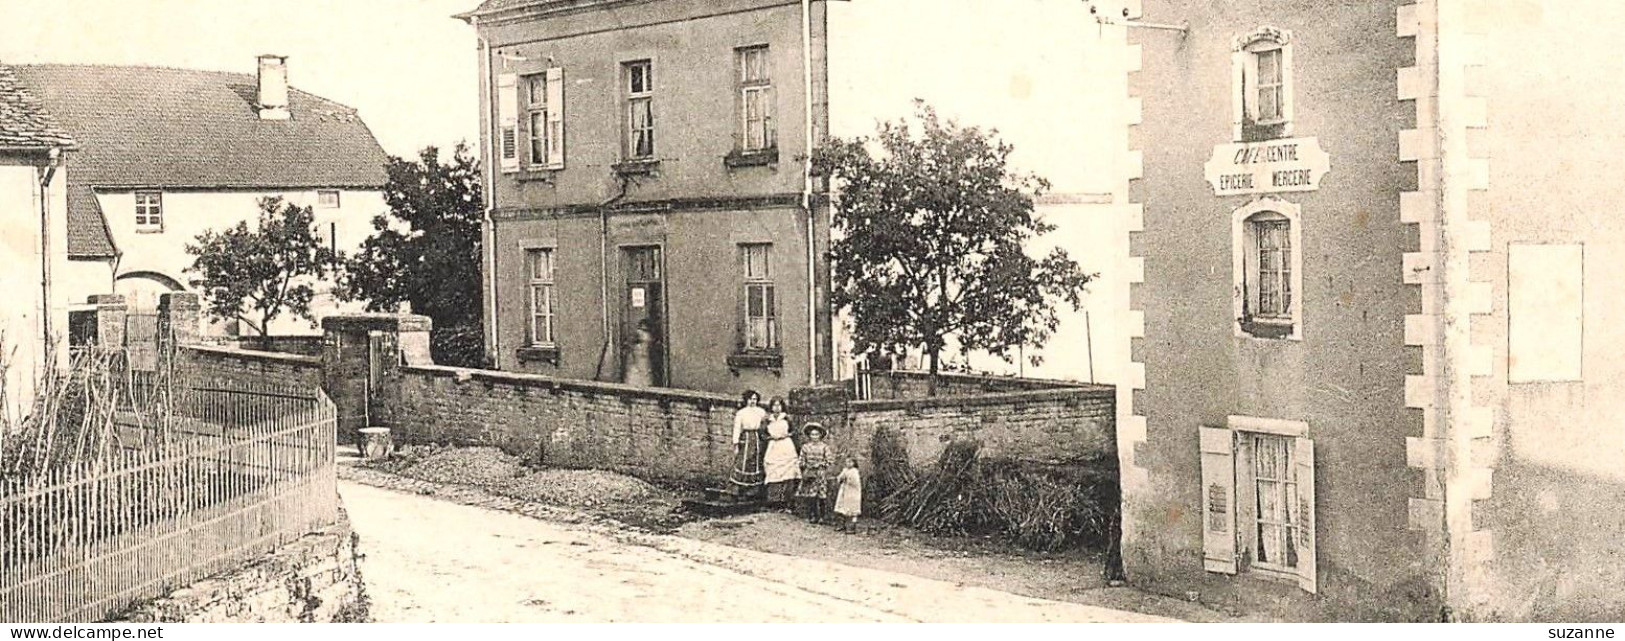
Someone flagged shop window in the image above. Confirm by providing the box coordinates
[1201,417,1317,594]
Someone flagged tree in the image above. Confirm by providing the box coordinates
[186,197,337,336]
[816,102,1095,394]
[341,144,484,366]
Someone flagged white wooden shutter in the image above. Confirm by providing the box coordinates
[1294,436,1318,594]
[1200,426,1238,575]
[497,73,520,172]
[545,67,565,169]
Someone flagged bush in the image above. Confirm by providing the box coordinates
[876,440,1119,552]
[431,323,485,368]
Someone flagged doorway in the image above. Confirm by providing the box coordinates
[620,246,666,387]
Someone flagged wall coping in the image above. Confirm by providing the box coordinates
[183,344,323,368]
[403,364,741,408]
[868,369,1100,391]
[852,386,1114,413]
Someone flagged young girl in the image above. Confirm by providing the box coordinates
[794,423,833,523]
[833,457,863,532]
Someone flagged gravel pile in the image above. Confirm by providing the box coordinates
[399,446,526,486]
[498,469,668,509]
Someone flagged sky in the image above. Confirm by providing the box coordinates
[0,0,1121,185]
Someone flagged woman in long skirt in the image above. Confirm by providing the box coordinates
[761,397,801,507]
[730,389,768,498]
[795,423,834,522]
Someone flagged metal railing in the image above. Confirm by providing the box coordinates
[0,384,337,623]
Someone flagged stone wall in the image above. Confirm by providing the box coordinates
[177,345,324,394]
[397,365,740,484]
[859,369,1084,400]
[116,511,367,623]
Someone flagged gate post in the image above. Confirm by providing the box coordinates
[321,314,433,444]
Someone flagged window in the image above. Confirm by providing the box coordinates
[624,60,655,159]
[527,249,556,346]
[1508,243,1584,382]
[740,244,778,352]
[1232,199,1302,340]
[317,190,340,208]
[738,46,775,152]
[1232,27,1294,142]
[134,191,163,231]
[1201,418,1317,594]
[524,68,566,169]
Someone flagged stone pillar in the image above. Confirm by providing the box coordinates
[156,293,200,357]
[320,313,432,443]
[83,294,128,354]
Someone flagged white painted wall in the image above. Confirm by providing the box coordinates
[0,159,71,421]
[826,0,1130,383]
[97,188,385,335]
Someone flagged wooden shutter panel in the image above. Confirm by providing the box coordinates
[545,67,565,168]
[497,73,520,172]
[1200,426,1238,575]
[1295,436,1318,594]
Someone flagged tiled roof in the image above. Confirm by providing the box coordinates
[0,64,76,150]
[12,64,390,258]
[457,0,633,21]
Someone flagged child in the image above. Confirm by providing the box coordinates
[833,456,863,532]
[795,423,833,523]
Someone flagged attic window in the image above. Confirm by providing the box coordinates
[318,190,341,208]
[134,191,163,232]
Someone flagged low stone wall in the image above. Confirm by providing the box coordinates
[177,345,324,394]
[397,365,739,484]
[847,387,1117,467]
[116,510,367,623]
[232,335,326,358]
[860,369,1084,400]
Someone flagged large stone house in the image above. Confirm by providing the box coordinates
[1112,0,1625,621]
[13,57,390,336]
[0,64,74,411]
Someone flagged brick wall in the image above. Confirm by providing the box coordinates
[397,365,741,484]
[177,345,324,395]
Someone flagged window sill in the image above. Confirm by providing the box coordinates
[134,228,164,234]
[724,148,779,169]
[516,344,560,366]
[1238,318,1295,340]
[1240,121,1290,143]
[613,159,660,176]
[514,168,559,183]
[728,352,783,371]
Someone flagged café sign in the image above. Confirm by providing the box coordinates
[1204,137,1330,197]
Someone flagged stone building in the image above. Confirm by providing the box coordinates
[1110,0,1625,621]
[458,0,836,396]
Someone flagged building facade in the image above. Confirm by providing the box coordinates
[460,0,835,397]
[1115,0,1625,621]
[14,59,389,336]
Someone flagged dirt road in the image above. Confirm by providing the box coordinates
[339,480,1177,623]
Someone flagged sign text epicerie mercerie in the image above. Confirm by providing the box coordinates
[1204,137,1331,197]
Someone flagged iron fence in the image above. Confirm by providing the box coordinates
[0,384,337,623]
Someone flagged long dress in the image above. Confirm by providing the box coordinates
[762,413,802,503]
[796,440,834,500]
[730,405,768,496]
[623,328,654,387]
[834,466,863,517]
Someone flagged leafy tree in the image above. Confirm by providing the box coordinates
[186,197,337,336]
[816,102,1095,394]
[341,144,485,366]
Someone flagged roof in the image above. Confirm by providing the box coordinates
[11,64,390,258]
[456,0,639,22]
[0,64,76,150]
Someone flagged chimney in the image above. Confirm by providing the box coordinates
[256,54,290,120]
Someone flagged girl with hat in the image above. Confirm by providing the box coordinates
[795,422,835,523]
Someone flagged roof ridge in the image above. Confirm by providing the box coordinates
[13,62,362,114]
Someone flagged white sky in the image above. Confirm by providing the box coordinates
[1,0,1121,188]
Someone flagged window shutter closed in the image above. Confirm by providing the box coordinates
[1295,436,1318,594]
[545,67,565,168]
[497,73,520,172]
[1200,426,1238,575]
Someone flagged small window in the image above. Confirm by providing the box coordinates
[737,46,775,152]
[134,191,163,231]
[524,69,566,169]
[527,249,556,346]
[317,190,341,208]
[1233,27,1294,142]
[624,60,655,159]
[1233,200,1302,340]
[740,243,779,352]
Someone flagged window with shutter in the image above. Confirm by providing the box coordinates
[1216,416,1317,593]
[497,73,520,172]
[545,67,566,169]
